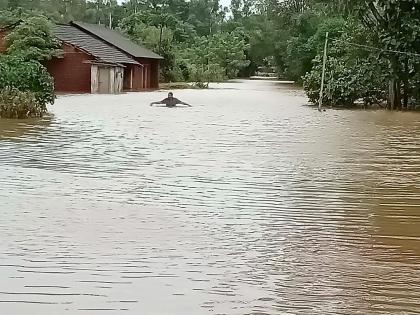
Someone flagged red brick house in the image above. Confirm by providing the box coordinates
[71,21,162,91]
[0,22,163,94]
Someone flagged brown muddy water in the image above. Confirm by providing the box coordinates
[0,80,419,314]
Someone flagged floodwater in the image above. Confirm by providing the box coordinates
[0,80,419,314]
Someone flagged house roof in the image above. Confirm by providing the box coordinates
[54,24,139,65]
[71,21,163,60]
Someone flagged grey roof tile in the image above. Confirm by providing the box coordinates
[54,24,139,65]
[72,21,163,60]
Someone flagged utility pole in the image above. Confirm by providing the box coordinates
[318,32,329,112]
[106,0,112,28]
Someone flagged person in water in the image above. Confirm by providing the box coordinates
[150,92,191,107]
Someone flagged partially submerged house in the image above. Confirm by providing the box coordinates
[72,22,162,91]
[0,22,163,94]
[48,24,138,93]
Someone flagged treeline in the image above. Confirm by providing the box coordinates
[0,0,419,109]
[227,0,419,109]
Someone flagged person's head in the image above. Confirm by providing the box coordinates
[168,92,174,99]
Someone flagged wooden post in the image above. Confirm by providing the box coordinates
[319,32,329,112]
[158,26,163,54]
[130,67,133,90]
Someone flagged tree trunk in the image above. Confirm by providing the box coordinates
[388,57,401,110]
[402,58,409,109]
[396,80,402,110]
[388,78,401,110]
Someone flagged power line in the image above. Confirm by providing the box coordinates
[332,39,420,58]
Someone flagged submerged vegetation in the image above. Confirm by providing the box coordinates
[0,0,419,109]
[0,87,46,119]
[0,55,54,118]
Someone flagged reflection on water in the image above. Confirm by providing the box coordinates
[0,115,53,141]
[0,80,419,314]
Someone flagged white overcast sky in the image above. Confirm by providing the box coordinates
[219,0,232,7]
[116,0,232,8]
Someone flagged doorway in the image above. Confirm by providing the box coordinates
[98,67,110,94]
[123,67,132,91]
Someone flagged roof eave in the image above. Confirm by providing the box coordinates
[71,21,164,60]
[135,55,164,60]
[85,60,125,67]
[56,32,140,66]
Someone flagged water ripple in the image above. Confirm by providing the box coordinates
[0,80,419,314]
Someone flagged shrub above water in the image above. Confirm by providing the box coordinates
[0,55,55,107]
[0,55,55,119]
[0,87,47,119]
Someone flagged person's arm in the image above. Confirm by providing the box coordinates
[175,99,192,107]
[150,99,166,106]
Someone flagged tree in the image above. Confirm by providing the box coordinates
[124,0,142,14]
[119,11,179,81]
[210,31,250,78]
[0,55,55,108]
[0,8,20,26]
[187,0,226,36]
[344,0,420,109]
[5,16,63,61]
[179,36,224,87]
[0,0,8,10]
[230,0,254,20]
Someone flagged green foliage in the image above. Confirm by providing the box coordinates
[159,82,198,90]
[119,12,177,82]
[175,32,248,86]
[177,36,224,87]
[284,15,345,81]
[5,16,63,62]
[337,0,419,109]
[188,63,225,88]
[211,31,250,78]
[0,55,55,107]
[303,55,387,107]
[119,6,249,84]
[0,87,46,119]
[302,17,390,107]
[0,8,18,25]
[257,0,420,108]
[187,0,227,36]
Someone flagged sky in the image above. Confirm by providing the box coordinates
[116,0,232,8]
[219,0,231,7]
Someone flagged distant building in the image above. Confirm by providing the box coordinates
[0,21,163,94]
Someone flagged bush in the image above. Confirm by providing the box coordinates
[0,55,55,107]
[159,82,197,90]
[0,87,46,119]
[188,63,225,88]
[303,55,387,107]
